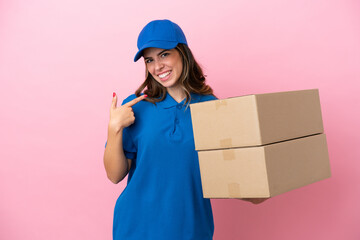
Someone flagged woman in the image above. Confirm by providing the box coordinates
[104,19,264,240]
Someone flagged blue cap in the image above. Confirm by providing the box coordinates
[134,19,188,62]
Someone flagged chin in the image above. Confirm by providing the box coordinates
[158,79,178,89]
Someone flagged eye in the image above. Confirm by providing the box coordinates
[161,52,169,58]
[145,59,153,64]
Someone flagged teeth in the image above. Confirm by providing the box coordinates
[158,71,171,78]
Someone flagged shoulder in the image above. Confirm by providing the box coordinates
[121,93,147,106]
[199,94,218,102]
[121,94,137,105]
[121,93,149,112]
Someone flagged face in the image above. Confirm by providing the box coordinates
[143,47,183,90]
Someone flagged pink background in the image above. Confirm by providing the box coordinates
[1,0,359,239]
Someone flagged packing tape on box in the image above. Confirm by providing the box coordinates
[220,138,232,148]
[228,183,241,197]
[215,100,227,110]
[222,149,235,160]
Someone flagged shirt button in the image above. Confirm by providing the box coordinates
[177,105,182,109]
[175,119,179,124]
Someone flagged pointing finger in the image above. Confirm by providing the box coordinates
[123,94,147,107]
[111,92,117,109]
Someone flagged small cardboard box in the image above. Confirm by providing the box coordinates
[190,89,324,150]
[198,134,331,198]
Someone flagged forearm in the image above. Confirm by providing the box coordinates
[103,126,129,184]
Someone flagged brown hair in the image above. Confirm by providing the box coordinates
[134,43,216,105]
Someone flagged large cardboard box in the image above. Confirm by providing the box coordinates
[190,89,331,199]
[190,89,324,150]
[198,134,331,198]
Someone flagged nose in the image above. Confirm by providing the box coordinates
[154,59,164,72]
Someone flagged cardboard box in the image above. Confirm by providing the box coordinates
[198,134,331,198]
[190,89,324,150]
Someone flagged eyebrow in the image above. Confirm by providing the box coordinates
[144,49,168,60]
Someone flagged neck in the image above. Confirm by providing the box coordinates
[167,85,186,103]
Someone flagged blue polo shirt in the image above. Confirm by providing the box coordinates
[105,92,217,240]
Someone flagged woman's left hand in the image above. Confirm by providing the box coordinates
[239,198,269,204]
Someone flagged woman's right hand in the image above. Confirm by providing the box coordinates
[108,93,147,133]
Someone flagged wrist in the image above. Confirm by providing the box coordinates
[108,124,124,135]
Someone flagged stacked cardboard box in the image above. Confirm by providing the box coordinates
[190,89,331,198]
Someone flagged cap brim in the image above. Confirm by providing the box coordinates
[134,41,179,62]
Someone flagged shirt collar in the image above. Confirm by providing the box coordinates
[156,92,201,109]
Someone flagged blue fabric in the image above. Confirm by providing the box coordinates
[134,19,188,62]
[106,92,217,240]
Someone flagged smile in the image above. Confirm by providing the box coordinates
[158,71,171,79]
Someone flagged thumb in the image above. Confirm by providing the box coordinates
[111,92,117,109]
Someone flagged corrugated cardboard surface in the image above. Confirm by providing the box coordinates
[190,89,324,150]
[198,147,270,198]
[191,95,262,150]
[265,134,331,197]
[256,89,324,145]
[198,134,331,198]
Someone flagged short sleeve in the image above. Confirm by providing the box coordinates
[104,131,136,160]
[121,125,137,160]
[120,96,137,160]
[104,95,137,161]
